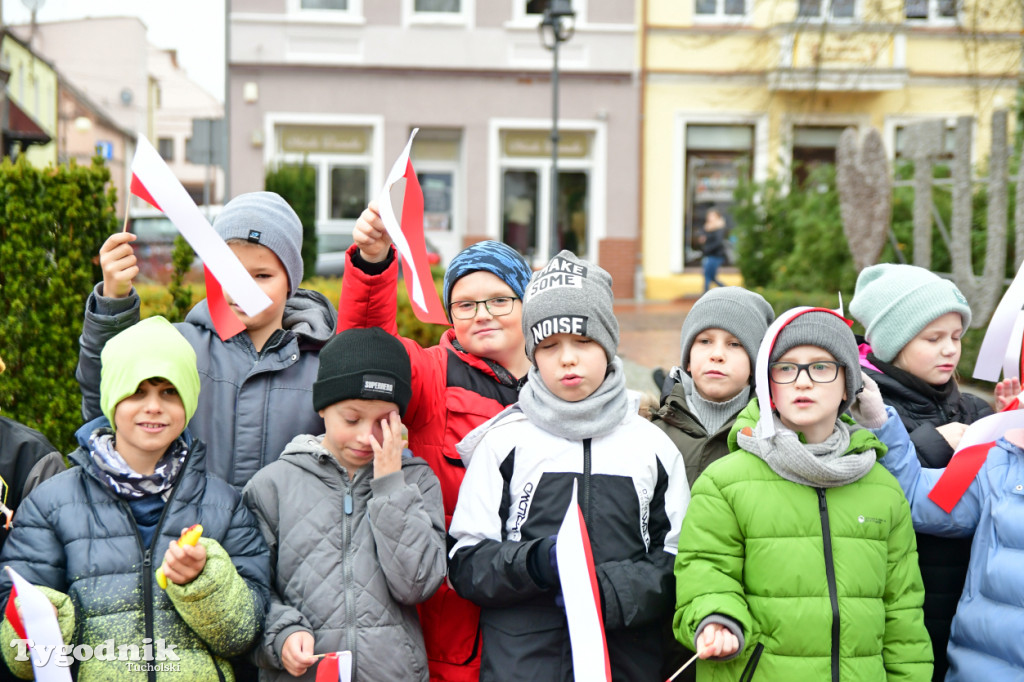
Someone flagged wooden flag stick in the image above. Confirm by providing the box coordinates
[666,652,700,682]
[122,203,131,233]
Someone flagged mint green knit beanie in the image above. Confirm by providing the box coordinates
[849,263,972,363]
[100,316,200,430]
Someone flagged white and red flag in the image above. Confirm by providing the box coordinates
[314,650,352,682]
[372,128,449,326]
[556,481,612,682]
[128,135,270,340]
[3,567,72,681]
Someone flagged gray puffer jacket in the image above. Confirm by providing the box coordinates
[241,435,447,682]
[77,284,337,489]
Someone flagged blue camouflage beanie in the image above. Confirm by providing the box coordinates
[442,241,533,322]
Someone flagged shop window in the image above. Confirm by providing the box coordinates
[791,126,844,186]
[329,167,369,220]
[302,0,347,8]
[684,125,753,268]
[158,137,174,161]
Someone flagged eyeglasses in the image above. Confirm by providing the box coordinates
[769,360,841,384]
[449,296,520,320]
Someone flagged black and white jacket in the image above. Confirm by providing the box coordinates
[448,400,688,682]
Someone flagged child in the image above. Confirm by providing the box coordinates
[77,191,338,489]
[674,308,932,680]
[850,263,991,681]
[874,395,1024,680]
[0,354,66,551]
[0,316,270,681]
[652,287,775,488]
[448,251,688,681]
[340,202,534,681]
[242,327,447,681]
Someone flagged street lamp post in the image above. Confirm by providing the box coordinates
[539,0,575,260]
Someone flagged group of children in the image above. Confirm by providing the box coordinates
[0,190,1021,681]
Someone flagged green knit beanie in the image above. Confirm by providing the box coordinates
[100,317,200,429]
[850,263,971,363]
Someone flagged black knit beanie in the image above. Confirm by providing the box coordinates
[313,328,412,415]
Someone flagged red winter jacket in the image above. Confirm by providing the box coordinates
[338,246,522,682]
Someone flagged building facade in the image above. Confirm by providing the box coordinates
[228,0,641,295]
[0,29,57,166]
[641,0,1023,299]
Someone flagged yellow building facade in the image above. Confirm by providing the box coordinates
[640,0,1023,299]
[1,31,58,167]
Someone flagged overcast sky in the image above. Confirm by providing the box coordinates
[2,0,225,101]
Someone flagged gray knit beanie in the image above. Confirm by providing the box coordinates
[769,310,861,415]
[850,263,972,363]
[214,191,304,296]
[522,250,618,362]
[680,287,775,372]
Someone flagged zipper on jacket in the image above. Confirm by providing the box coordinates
[121,486,179,682]
[817,488,841,682]
[343,483,357,677]
[582,439,592,528]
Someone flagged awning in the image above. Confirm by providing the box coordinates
[3,95,51,145]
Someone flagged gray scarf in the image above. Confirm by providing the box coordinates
[88,429,188,500]
[679,371,751,436]
[518,356,629,441]
[737,415,876,488]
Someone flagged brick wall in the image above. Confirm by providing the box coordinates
[598,237,638,300]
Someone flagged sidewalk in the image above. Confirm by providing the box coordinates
[614,299,696,396]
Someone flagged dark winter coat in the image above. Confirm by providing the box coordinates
[0,436,271,681]
[652,381,736,489]
[76,284,338,489]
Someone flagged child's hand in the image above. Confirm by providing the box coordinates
[696,622,739,659]
[936,422,968,450]
[850,372,888,428]
[994,378,1022,411]
[371,411,406,479]
[281,631,317,677]
[160,532,207,586]
[99,232,139,299]
[353,201,392,263]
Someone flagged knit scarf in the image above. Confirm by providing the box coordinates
[518,356,629,440]
[737,415,876,488]
[88,429,188,500]
[680,372,751,436]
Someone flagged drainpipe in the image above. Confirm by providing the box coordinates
[635,0,649,302]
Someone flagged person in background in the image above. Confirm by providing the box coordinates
[698,208,727,293]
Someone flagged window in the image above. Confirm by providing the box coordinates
[798,0,854,19]
[894,124,955,161]
[292,0,363,17]
[526,0,549,14]
[157,137,174,161]
[329,167,368,220]
[416,0,460,10]
[695,0,747,18]
[791,126,844,185]
[499,128,592,262]
[684,125,753,267]
[905,0,957,21]
[302,0,347,8]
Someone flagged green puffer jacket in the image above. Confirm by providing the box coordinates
[652,381,736,489]
[674,400,932,681]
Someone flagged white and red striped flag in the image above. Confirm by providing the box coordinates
[556,481,612,681]
[373,128,449,326]
[128,135,270,340]
[3,567,72,681]
[314,650,352,682]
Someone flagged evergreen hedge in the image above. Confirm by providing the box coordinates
[0,157,117,452]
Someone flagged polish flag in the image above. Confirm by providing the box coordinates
[128,136,267,340]
[3,568,72,681]
[314,651,352,682]
[556,481,612,681]
[373,128,449,326]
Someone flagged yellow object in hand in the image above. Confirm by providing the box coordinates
[155,524,204,589]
